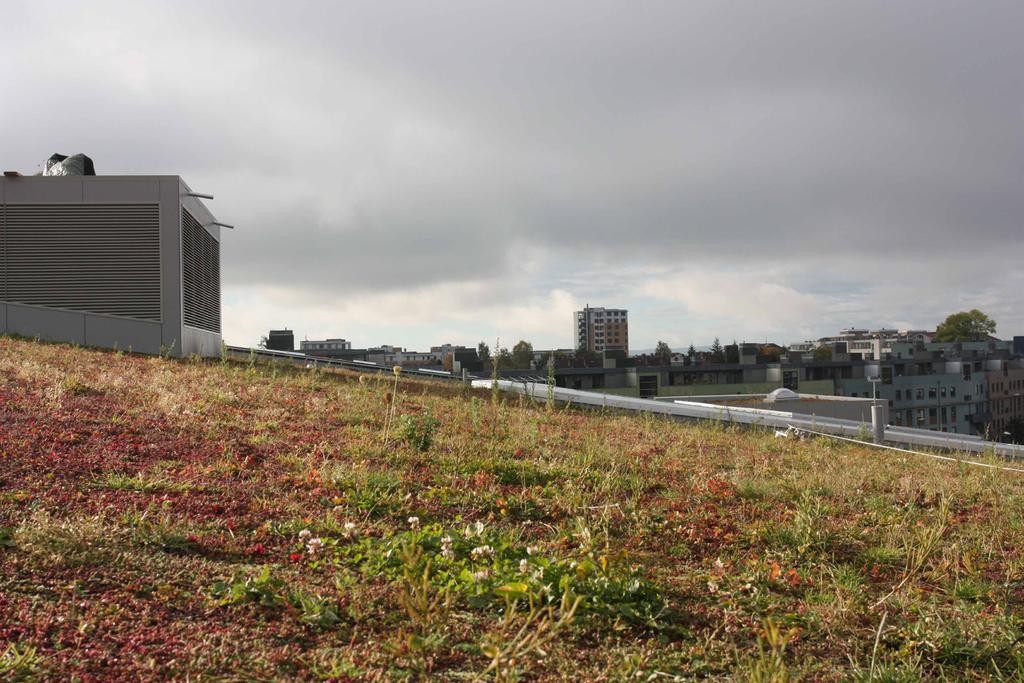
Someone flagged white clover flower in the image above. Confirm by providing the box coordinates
[465,520,486,538]
[440,535,455,560]
[714,557,724,570]
[519,559,529,573]
[407,516,420,529]
[298,529,312,540]
[707,580,719,594]
[306,537,324,555]
[472,569,491,582]
[470,545,494,559]
[344,521,357,532]
[526,545,539,556]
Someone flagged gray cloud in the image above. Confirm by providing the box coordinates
[2,0,1021,346]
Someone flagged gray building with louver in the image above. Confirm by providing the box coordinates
[0,175,224,357]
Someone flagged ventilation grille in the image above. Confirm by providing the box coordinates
[1,204,161,320]
[0,205,5,302]
[181,208,221,332]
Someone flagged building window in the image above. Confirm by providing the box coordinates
[915,388,924,400]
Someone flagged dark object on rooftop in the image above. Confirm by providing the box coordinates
[3,171,22,177]
[266,329,295,352]
[43,153,96,176]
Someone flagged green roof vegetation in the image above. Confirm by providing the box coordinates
[2,334,1024,680]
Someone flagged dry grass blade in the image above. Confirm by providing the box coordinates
[872,496,952,610]
[478,590,582,683]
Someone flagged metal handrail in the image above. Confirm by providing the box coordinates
[474,379,1024,461]
[226,345,472,382]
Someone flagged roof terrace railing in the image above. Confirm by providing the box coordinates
[226,345,467,382]
[473,380,1024,461]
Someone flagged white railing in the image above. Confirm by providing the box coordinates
[472,380,1024,461]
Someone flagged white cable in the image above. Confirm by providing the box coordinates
[787,424,1024,475]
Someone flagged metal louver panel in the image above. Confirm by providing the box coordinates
[181,208,221,332]
[0,204,5,302]
[1,204,161,320]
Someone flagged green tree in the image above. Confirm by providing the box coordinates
[575,344,601,366]
[709,337,725,363]
[934,309,997,342]
[477,341,491,364]
[687,344,696,358]
[654,341,672,365]
[511,340,534,368]
[813,343,833,361]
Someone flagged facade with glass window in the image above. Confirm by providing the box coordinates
[835,342,1020,436]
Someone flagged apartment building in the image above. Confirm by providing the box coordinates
[574,306,629,354]
[300,338,351,352]
[367,345,439,367]
[822,341,1015,435]
[431,344,483,372]
[289,337,371,361]
[505,337,1021,437]
[837,364,978,434]
[791,328,935,360]
[987,364,1024,436]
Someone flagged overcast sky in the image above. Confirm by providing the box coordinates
[3,1,1022,351]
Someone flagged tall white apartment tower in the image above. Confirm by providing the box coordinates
[574,306,629,354]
